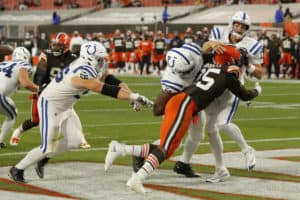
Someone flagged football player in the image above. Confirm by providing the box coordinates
[132,42,204,177]
[104,45,261,194]
[9,41,153,183]
[0,47,39,148]
[10,32,87,146]
[174,11,264,182]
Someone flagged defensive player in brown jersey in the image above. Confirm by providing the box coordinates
[10,32,89,147]
[104,45,262,194]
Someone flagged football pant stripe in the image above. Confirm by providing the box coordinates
[226,96,239,124]
[163,95,191,151]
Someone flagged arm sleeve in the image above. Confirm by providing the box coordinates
[33,60,47,86]
[226,74,258,101]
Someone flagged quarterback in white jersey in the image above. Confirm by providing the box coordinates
[0,47,38,148]
[9,41,153,183]
[175,11,264,182]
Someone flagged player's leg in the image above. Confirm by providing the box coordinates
[10,93,39,146]
[0,96,17,148]
[173,111,205,177]
[10,97,57,182]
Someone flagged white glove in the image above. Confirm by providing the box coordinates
[130,93,154,111]
[254,82,262,95]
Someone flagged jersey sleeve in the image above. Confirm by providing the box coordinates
[226,74,258,101]
[244,38,263,65]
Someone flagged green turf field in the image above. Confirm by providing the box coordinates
[0,76,299,179]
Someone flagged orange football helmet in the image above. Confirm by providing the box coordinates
[51,32,70,56]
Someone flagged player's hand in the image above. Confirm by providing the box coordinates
[212,42,226,54]
[254,82,262,95]
[130,93,153,111]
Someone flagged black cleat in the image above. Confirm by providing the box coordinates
[173,161,200,178]
[132,156,145,173]
[9,166,25,183]
[0,142,6,149]
[35,157,49,179]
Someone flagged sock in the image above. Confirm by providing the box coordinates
[0,119,15,143]
[220,123,249,152]
[15,147,45,170]
[208,130,225,170]
[137,153,160,180]
[125,144,150,157]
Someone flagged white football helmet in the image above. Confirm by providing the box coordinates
[181,42,203,69]
[229,11,251,40]
[79,41,108,72]
[166,48,195,78]
[12,47,31,63]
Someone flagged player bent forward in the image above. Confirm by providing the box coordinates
[104,46,262,194]
[9,41,153,183]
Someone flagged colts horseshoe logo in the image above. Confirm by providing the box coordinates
[86,44,96,55]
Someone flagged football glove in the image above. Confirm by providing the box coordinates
[130,93,153,111]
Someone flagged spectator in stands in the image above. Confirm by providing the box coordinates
[19,1,28,11]
[68,0,80,9]
[37,32,49,51]
[0,0,5,11]
[22,32,34,54]
[54,0,64,7]
[284,7,293,22]
[274,5,284,23]
[52,11,61,25]
[104,0,111,8]
[183,27,195,44]
[268,33,281,79]
[169,31,183,49]
[162,5,169,24]
[132,0,142,7]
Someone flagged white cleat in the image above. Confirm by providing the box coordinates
[206,167,230,183]
[10,137,20,146]
[80,143,91,149]
[243,146,256,171]
[126,173,145,194]
[104,140,125,171]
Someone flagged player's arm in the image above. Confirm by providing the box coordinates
[33,54,47,86]
[153,90,174,116]
[100,70,131,92]
[226,73,260,101]
[19,68,39,92]
[246,63,264,80]
[202,40,226,54]
[70,76,153,105]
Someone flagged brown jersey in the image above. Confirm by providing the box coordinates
[184,64,258,110]
[35,49,77,86]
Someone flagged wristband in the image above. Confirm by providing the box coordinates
[247,64,255,74]
[129,93,139,101]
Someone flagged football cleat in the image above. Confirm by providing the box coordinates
[243,146,256,171]
[173,161,200,178]
[206,167,230,183]
[10,137,20,146]
[0,142,6,149]
[35,157,50,179]
[126,172,145,194]
[9,166,25,183]
[104,140,126,171]
[132,156,145,173]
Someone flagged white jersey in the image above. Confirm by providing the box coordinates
[0,60,33,96]
[161,43,203,93]
[40,59,98,111]
[210,26,263,65]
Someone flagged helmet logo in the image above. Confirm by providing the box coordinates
[167,55,176,68]
[86,44,96,55]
